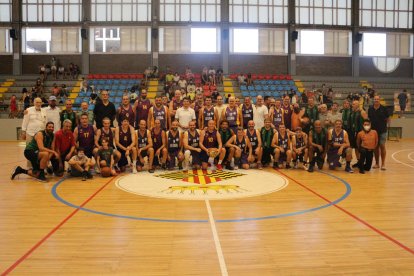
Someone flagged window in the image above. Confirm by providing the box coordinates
[295,0,351,25]
[22,0,82,22]
[373,57,400,73]
[91,0,151,22]
[360,32,412,58]
[230,28,287,54]
[191,28,218,52]
[362,33,386,56]
[0,28,12,53]
[360,0,413,28]
[90,27,151,53]
[160,0,220,22]
[296,29,351,56]
[232,29,259,53]
[230,0,288,23]
[22,28,81,54]
[0,0,12,22]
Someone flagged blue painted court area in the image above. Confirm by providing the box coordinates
[51,171,352,223]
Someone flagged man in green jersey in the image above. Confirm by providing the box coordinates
[219,120,235,170]
[260,118,276,166]
[308,120,328,172]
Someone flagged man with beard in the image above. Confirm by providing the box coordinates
[240,96,254,130]
[199,96,218,130]
[327,120,353,173]
[136,120,155,173]
[74,113,97,160]
[12,121,59,182]
[200,120,226,170]
[281,96,293,130]
[166,120,184,170]
[116,95,135,127]
[225,127,252,170]
[43,95,61,133]
[271,124,292,169]
[245,120,263,169]
[93,90,116,129]
[151,119,168,169]
[169,90,183,123]
[133,89,152,129]
[148,96,169,130]
[308,120,327,172]
[183,120,202,170]
[356,119,378,174]
[260,118,276,166]
[291,127,308,170]
[269,99,284,130]
[115,118,138,173]
[221,96,239,134]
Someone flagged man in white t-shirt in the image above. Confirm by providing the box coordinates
[43,96,61,133]
[254,95,269,130]
[175,97,196,132]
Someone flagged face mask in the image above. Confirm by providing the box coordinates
[363,126,371,131]
[78,153,85,158]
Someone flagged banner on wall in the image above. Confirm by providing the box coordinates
[394,91,411,112]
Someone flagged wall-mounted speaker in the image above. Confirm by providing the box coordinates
[222,29,229,40]
[291,31,298,41]
[81,28,88,39]
[356,32,363,43]
[9,29,18,40]
[152,28,158,39]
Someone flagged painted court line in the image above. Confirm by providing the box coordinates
[1,176,116,276]
[275,169,414,256]
[205,199,228,276]
[391,149,414,169]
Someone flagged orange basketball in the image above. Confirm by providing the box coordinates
[101,167,112,178]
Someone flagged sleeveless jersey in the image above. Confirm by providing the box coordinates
[26,130,53,151]
[278,132,289,150]
[235,136,248,154]
[350,110,363,133]
[203,130,218,149]
[153,105,167,130]
[187,130,200,148]
[60,110,77,131]
[312,128,327,147]
[272,108,283,129]
[118,105,135,127]
[172,99,183,113]
[225,107,238,127]
[282,105,293,130]
[295,134,305,148]
[332,129,345,145]
[78,125,95,150]
[135,99,151,127]
[137,130,149,148]
[305,105,319,125]
[99,127,114,146]
[241,104,254,129]
[261,127,275,148]
[342,108,351,131]
[119,126,132,148]
[167,131,180,152]
[247,129,258,150]
[203,107,215,128]
[151,129,163,151]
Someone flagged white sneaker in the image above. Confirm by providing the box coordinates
[234,166,239,170]
[127,156,132,166]
[132,166,137,174]
[302,163,309,170]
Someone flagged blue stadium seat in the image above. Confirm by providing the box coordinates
[241,91,249,97]
[109,91,116,97]
[240,85,247,91]
[264,91,272,97]
[270,85,276,91]
[255,85,263,91]
[117,91,124,97]
[74,97,82,104]
[115,97,122,103]
[248,85,255,91]
[249,91,258,97]
[79,91,86,97]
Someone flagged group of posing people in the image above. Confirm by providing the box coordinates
[11,88,390,182]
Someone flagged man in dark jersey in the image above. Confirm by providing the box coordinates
[221,96,239,134]
[304,97,319,130]
[136,120,155,173]
[198,96,218,130]
[327,119,353,173]
[225,127,252,170]
[166,120,184,170]
[308,120,328,172]
[291,126,308,170]
[183,120,202,170]
[240,96,254,130]
[260,118,276,166]
[271,124,292,169]
[93,90,116,129]
[269,99,284,130]
[168,90,183,123]
[219,120,235,170]
[133,89,152,129]
[60,99,77,131]
[115,118,138,173]
[192,93,203,128]
[281,96,293,130]
[12,121,59,182]
[200,120,226,170]
[151,119,168,169]
[116,95,135,127]
[148,96,170,130]
[93,117,121,168]
[245,120,263,169]
[74,113,97,161]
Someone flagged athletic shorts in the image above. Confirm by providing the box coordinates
[348,132,357,148]
[189,150,201,165]
[167,150,180,169]
[24,149,39,171]
[379,132,387,145]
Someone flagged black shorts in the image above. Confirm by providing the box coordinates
[349,132,357,148]
[139,150,148,158]
[24,149,39,171]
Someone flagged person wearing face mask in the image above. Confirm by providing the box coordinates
[356,119,378,174]
[12,121,59,182]
[68,147,94,181]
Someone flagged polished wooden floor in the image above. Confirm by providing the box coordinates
[1,140,414,275]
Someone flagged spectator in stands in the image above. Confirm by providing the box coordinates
[22,88,31,110]
[130,89,138,104]
[178,76,187,90]
[58,64,65,79]
[397,89,409,118]
[185,66,194,80]
[39,64,47,81]
[246,73,253,86]
[53,119,76,175]
[151,66,159,78]
[201,67,209,85]
[301,91,308,104]
[187,80,196,95]
[9,95,18,119]
[208,66,216,86]
[90,89,98,105]
[35,79,45,96]
[50,56,58,80]
[77,101,94,125]
[216,67,223,85]
[165,71,174,84]
[60,99,77,131]
[43,96,61,133]
[173,72,180,83]
[94,90,116,129]
[51,83,60,97]
[68,63,75,79]
[237,73,246,85]
[211,89,219,102]
[368,95,390,171]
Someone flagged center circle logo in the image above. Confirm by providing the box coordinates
[116,169,288,200]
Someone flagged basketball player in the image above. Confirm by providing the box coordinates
[148,96,170,130]
[245,120,263,169]
[93,117,121,170]
[166,120,184,170]
[327,119,353,173]
[183,120,202,170]
[281,96,293,130]
[291,126,308,169]
[116,95,135,127]
[74,113,97,162]
[240,96,254,130]
[221,96,239,134]
[225,127,252,170]
[198,96,218,130]
[199,120,226,170]
[269,99,284,130]
[219,120,235,170]
[151,119,168,169]
[260,118,276,166]
[136,120,155,173]
[308,120,328,172]
[96,138,117,176]
[271,124,292,169]
[133,89,152,129]
[169,90,183,123]
[115,118,138,173]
